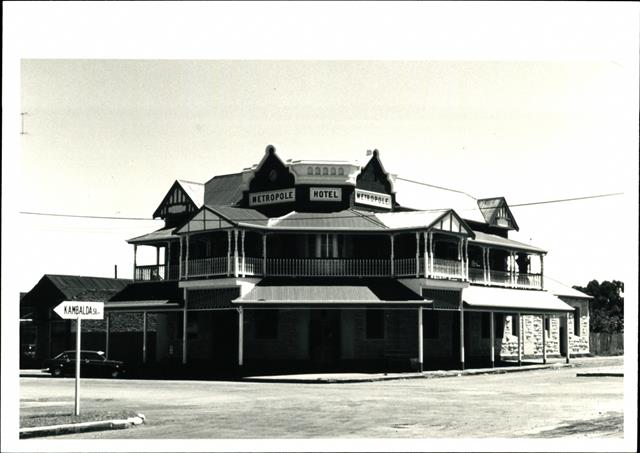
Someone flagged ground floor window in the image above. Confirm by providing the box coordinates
[573,307,581,336]
[366,309,385,339]
[511,315,519,337]
[544,316,550,334]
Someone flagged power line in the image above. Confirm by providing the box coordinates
[19,211,158,221]
[19,190,624,225]
[396,177,477,199]
[509,192,623,208]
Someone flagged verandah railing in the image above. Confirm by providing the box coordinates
[134,264,180,281]
[468,267,542,289]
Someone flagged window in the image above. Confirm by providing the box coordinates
[330,167,336,175]
[573,307,581,336]
[544,317,550,335]
[315,167,320,175]
[496,314,505,337]
[481,313,490,339]
[256,309,279,339]
[322,167,328,175]
[366,309,385,339]
[338,168,344,176]
[424,311,439,339]
[307,167,313,175]
[511,315,519,337]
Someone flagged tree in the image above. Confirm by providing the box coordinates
[573,280,624,333]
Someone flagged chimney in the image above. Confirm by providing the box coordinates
[114,265,118,279]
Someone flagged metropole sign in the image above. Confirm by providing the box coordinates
[53,301,104,415]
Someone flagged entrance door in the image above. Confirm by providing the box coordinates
[309,310,341,367]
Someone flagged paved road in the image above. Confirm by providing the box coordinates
[20,358,624,439]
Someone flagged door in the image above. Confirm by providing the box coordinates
[309,310,341,366]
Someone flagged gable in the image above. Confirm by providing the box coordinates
[153,181,201,219]
[430,210,475,237]
[248,145,295,193]
[356,150,393,195]
[477,197,519,231]
[176,207,235,234]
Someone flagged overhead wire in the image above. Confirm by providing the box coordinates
[18,191,624,225]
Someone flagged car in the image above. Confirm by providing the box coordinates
[43,350,125,378]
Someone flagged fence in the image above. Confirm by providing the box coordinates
[589,332,624,356]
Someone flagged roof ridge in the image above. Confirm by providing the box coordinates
[177,179,203,185]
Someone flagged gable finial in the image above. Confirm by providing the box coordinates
[266,144,276,155]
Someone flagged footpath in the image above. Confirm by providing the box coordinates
[242,355,624,384]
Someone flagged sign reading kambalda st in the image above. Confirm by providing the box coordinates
[53,300,104,415]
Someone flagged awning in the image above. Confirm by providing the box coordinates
[105,300,181,311]
[462,286,574,313]
[127,227,178,244]
[469,231,546,254]
[234,278,429,307]
[108,281,184,310]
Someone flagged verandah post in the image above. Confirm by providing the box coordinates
[262,234,267,275]
[489,311,495,368]
[182,288,187,365]
[415,232,420,278]
[565,312,571,364]
[238,307,244,366]
[418,306,423,372]
[133,244,138,280]
[234,229,239,278]
[142,311,147,364]
[104,313,110,359]
[517,313,522,366]
[542,314,547,364]
[390,235,395,276]
[459,292,465,370]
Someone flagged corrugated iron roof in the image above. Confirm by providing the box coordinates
[463,286,574,313]
[207,205,270,226]
[470,231,546,253]
[177,180,205,208]
[266,210,386,230]
[127,227,177,244]
[543,276,593,299]
[393,178,485,223]
[43,275,131,301]
[235,277,425,304]
[204,173,245,206]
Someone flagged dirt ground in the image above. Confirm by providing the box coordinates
[19,357,624,439]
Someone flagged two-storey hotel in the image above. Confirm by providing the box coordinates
[97,145,590,373]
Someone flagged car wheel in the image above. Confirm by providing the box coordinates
[110,370,121,379]
[52,368,62,377]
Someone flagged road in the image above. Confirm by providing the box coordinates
[20,358,624,439]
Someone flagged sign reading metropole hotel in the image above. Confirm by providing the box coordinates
[309,187,342,201]
[354,188,392,209]
[249,188,296,206]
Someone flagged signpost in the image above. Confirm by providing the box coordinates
[53,301,104,415]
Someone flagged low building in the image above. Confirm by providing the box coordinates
[19,274,131,367]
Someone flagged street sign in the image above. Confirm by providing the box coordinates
[52,301,104,415]
[53,301,104,320]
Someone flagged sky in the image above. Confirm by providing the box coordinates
[15,58,633,291]
[2,4,639,451]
